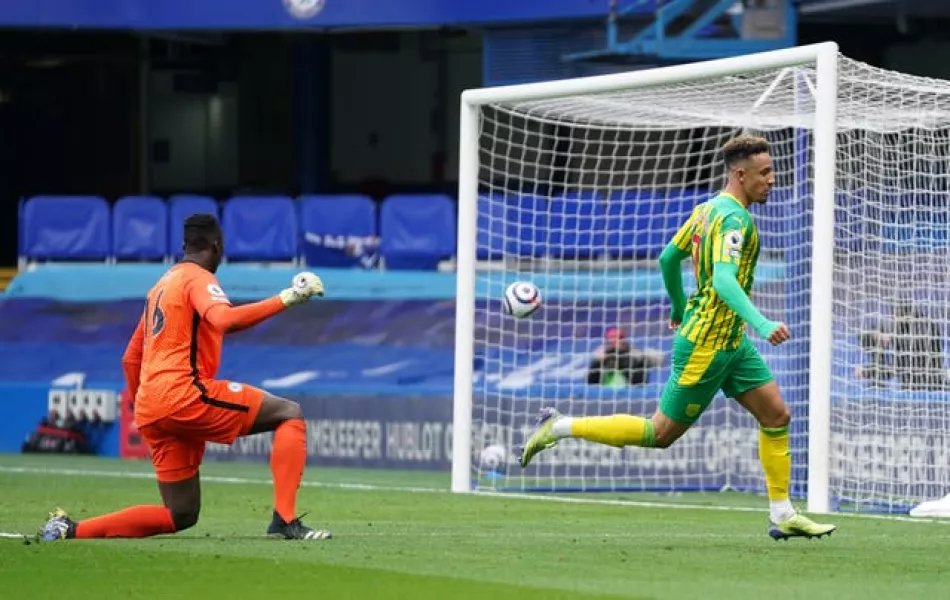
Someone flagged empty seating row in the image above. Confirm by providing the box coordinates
[19,194,457,270]
[479,188,950,260]
[20,188,948,269]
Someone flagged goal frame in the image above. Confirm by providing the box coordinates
[452,41,840,514]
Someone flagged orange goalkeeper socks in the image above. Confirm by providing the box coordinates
[75,505,176,538]
[271,419,307,523]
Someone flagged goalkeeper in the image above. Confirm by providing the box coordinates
[519,135,836,540]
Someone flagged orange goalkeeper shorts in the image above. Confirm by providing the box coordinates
[138,380,265,483]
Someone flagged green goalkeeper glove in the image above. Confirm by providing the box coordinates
[279,271,325,307]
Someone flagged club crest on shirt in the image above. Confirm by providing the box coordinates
[724,229,744,259]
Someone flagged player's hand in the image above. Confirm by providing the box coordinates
[767,322,791,346]
[669,309,683,331]
[279,271,325,307]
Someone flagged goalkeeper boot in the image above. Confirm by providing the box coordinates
[40,508,76,541]
[518,407,562,468]
[768,513,836,541]
[266,511,332,541]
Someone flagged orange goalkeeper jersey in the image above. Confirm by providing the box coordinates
[124,262,284,426]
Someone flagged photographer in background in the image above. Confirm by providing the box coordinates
[587,327,663,387]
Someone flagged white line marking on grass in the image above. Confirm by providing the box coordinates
[2,464,950,526]
[0,532,26,539]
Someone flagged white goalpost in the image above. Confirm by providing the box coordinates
[452,41,950,515]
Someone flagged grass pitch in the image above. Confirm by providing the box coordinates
[0,454,947,599]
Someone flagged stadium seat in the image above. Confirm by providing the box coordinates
[755,187,796,251]
[168,195,219,258]
[477,192,507,260]
[222,196,298,261]
[914,193,948,249]
[112,196,168,261]
[606,189,653,258]
[299,194,377,267]
[380,194,456,270]
[546,191,608,259]
[21,195,110,261]
[880,194,916,254]
[835,191,869,252]
[504,194,548,258]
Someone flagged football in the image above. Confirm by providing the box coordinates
[479,444,507,473]
[503,281,542,319]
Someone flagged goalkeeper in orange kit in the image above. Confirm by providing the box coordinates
[41,214,331,541]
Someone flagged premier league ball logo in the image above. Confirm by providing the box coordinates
[283,0,326,20]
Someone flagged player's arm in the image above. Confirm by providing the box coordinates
[121,313,145,400]
[189,272,324,334]
[658,209,696,325]
[709,216,783,342]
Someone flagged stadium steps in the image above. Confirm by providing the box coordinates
[0,268,17,292]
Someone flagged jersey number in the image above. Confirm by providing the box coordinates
[149,289,166,337]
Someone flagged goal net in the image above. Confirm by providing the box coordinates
[454,43,950,513]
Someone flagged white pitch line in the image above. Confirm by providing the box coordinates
[1,464,949,526]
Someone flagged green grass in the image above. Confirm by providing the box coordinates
[1,454,948,599]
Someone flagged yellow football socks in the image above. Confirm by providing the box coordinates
[569,415,656,448]
[759,426,791,501]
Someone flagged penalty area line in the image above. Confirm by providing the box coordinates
[0,464,948,525]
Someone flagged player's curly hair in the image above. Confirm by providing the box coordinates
[721,135,770,169]
[183,213,221,252]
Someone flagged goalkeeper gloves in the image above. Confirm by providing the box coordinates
[279,271,325,307]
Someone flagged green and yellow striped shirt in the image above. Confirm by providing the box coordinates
[670,192,760,351]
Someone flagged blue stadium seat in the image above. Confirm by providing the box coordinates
[755,186,796,250]
[113,196,168,261]
[835,191,868,252]
[222,196,298,261]
[606,190,653,258]
[477,192,507,260]
[504,194,548,258]
[546,191,608,259]
[168,195,219,258]
[380,194,456,270]
[606,190,701,260]
[21,196,110,261]
[299,195,377,267]
[912,192,948,250]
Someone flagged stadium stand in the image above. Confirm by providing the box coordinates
[299,194,378,267]
[506,193,548,258]
[476,192,507,261]
[546,191,608,260]
[20,195,111,261]
[379,194,456,270]
[221,195,298,262]
[112,196,168,261]
[14,190,950,268]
